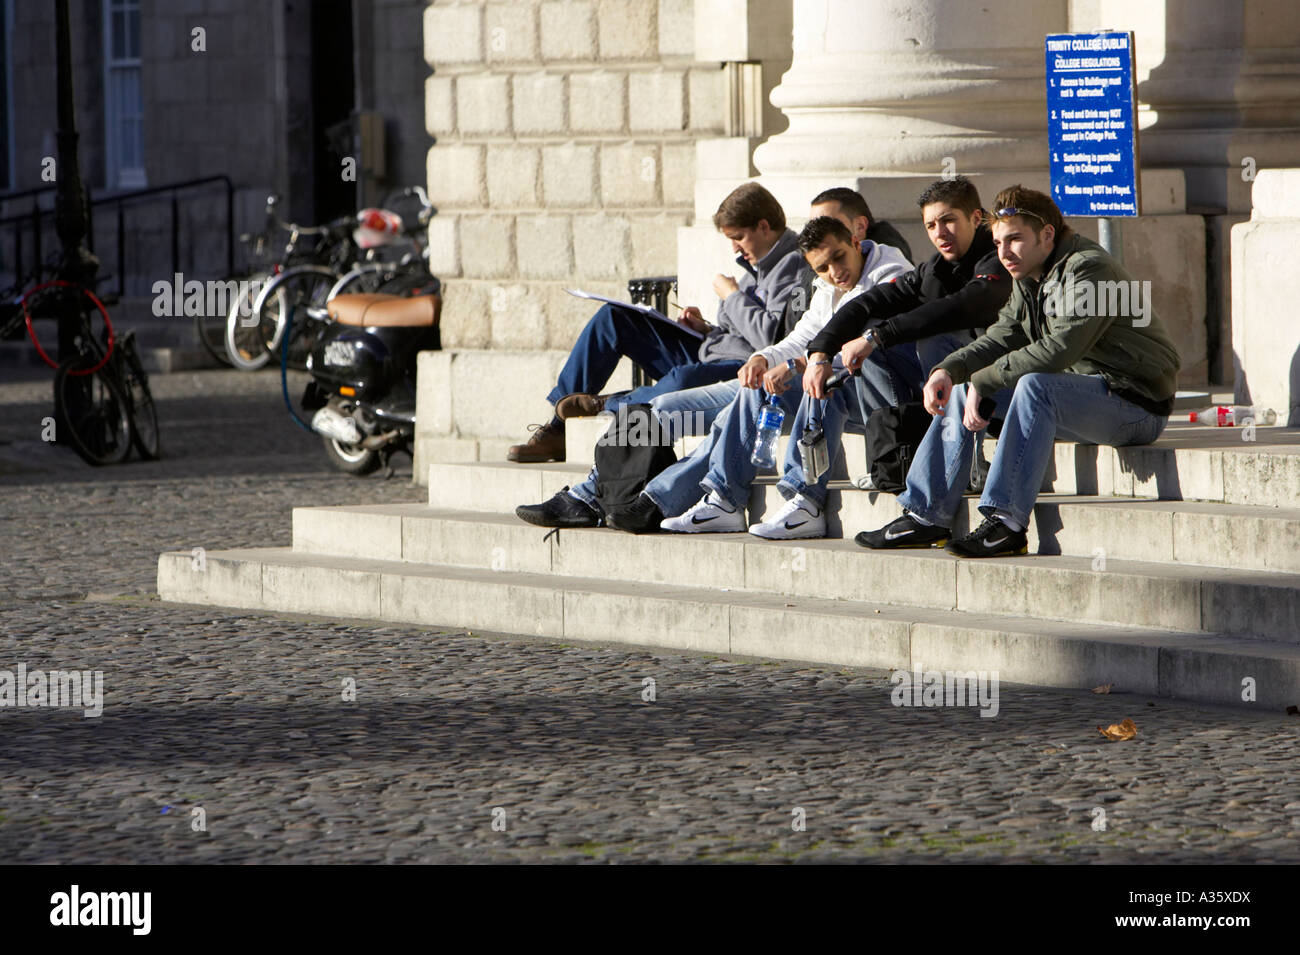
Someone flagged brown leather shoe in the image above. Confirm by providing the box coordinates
[507,420,565,462]
[555,393,609,420]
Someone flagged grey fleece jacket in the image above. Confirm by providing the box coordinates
[697,228,805,362]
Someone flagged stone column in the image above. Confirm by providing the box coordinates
[1232,170,1300,427]
[751,0,1069,225]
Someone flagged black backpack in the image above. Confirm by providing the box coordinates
[593,403,677,513]
[864,402,933,493]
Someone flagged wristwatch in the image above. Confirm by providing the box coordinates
[786,358,799,372]
[865,328,884,349]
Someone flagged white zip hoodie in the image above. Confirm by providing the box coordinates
[754,240,913,369]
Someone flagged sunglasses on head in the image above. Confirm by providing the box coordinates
[995,206,1047,225]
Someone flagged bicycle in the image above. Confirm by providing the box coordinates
[221,196,369,371]
[251,187,436,372]
[5,278,158,465]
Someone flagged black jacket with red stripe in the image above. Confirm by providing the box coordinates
[806,227,1010,358]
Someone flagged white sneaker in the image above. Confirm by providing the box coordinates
[853,472,877,490]
[660,491,747,533]
[748,494,826,540]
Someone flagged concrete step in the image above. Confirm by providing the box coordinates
[559,415,1300,507]
[288,504,1300,645]
[157,544,1300,710]
[425,461,1300,574]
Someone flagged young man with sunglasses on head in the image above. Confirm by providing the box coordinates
[857,184,1181,557]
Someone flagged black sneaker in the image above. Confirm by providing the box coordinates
[944,516,1028,558]
[604,494,665,534]
[854,513,950,549]
[515,487,600,528]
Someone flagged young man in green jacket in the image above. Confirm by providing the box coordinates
[858,185,1181,557]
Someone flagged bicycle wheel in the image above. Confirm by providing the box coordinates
[328,263,395,300]
[254,266,338,369]
[54,357,133,465]
[224,271,279,370]
[119,332,161,459]
[195,282,237,367]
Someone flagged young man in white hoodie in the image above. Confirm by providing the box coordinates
[604,214,917,536]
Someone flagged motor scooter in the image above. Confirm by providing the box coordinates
[299,276,441,475]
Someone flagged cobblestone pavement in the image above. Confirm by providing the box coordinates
[1,370,1298,864]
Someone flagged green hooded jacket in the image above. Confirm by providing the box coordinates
[936,232,1181,414]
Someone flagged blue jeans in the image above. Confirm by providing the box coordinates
[547,303,729,407]
[647,345,920,515]
[777,344,920,505]
[567,378,742,510]
[604,360,744,414]
[915,329,978,377]
[898,372,1168,530]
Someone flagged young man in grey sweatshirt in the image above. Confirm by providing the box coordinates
[508,182,806,463]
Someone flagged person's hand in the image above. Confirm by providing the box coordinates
[840,335,875,372]
[963,384,990,433]
[677,305,710,334]
[712,274,739,299]
[923,368,954,416]
[738,354,768,389]
[762,361,794,395]
[803,356,834,400]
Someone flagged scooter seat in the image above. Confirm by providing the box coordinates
[328,293,440,328]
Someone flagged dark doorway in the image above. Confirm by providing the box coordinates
[310,0,356,221]
[0,0,10,190]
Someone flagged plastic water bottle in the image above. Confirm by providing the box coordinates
[1188,405,1277,426]
[750,395,785,468]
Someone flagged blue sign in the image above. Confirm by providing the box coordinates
[1045,31,1140,217]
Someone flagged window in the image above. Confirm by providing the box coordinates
[103,0,144,189]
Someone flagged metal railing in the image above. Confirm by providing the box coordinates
[0,175,234,298]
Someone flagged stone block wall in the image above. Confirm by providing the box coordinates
[422,0,727,350]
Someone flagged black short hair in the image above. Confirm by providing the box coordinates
[810,187,873,224]
[916,176,983,217]
[797,215,854,254]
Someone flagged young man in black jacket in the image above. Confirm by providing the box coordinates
[803,176,1009,401]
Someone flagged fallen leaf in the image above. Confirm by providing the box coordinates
[1097,717,1138,742]
[1091,683,1113,694]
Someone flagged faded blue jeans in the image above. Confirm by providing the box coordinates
[776,343,922,506]
[545,303,742,410]
[646,343,922,516]
[898,372,1168,531]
